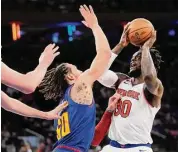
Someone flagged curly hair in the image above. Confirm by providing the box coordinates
[149,48,163,71]
[39,63,69,101]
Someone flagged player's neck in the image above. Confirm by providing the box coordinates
[132,75,144,85]
[68,80,75,85]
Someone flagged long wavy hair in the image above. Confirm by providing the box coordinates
[39,63,70,101]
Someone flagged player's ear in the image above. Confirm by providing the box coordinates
[66,73,75,81]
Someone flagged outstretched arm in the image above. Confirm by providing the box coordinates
[97,23,130,88]
[78,5,111,84]
[1,44,59,94]
[1,91,68,120]
[141,31,164,107]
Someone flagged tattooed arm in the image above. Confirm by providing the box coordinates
[141,31,164,107]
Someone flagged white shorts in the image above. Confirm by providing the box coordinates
[100,145,153,152]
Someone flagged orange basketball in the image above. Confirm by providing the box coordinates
[127,18,154,46]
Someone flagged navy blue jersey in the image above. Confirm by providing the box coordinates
[53,85,96,152]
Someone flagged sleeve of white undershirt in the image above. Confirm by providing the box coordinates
[97,52,118,88]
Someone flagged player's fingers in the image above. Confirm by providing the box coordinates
[117,94,121,99]
[80,5,84,9]
[80,7,89,19]
[52,115,61,120]
[109,96,116,102]
[52,46,59,53]
[51,43,56,49]
[124,22,131,33]
[79,8,83,15]
[56,101,68,112]
[113,98,119,104]
[79,7,86,17]
[53,52,60,58]
[153,30,157,37]
[89,5,94,14]
[48,43,55,51]
[80,5,86,13]
[124,22,131,28]
[81,21,89,27]
[113,92,121,99]
[44,44,52,52]
[83,4,90,13]
[124,27,130,35]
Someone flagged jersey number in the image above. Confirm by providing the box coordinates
[114,100,132,118]
[56,112,71,140]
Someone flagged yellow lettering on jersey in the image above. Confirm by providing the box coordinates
[56,112,71,140]
[57,119,62,140]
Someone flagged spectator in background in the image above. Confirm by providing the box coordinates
[37,141,46,152]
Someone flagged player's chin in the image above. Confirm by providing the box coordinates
[130,66,136,71]
[128,68,141,78]
[129,67,137,74]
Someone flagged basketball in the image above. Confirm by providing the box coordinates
[127,18,154,46]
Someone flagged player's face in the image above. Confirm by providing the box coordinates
[129,51,142,77]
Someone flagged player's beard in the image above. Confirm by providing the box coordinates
[128,69,141,78]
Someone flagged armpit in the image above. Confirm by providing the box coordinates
[113,72,130,89]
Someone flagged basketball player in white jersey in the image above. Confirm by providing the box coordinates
[93,24,164,152]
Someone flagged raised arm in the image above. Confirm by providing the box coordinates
[1,44,59,94]
[1,91,68,120]
[112,22,130,55]
[141,31,164,107]
[97,23,131,88]
[78,5,111,84]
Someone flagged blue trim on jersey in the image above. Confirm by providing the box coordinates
[110,140,151,148]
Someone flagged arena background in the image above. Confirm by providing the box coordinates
[1,0,178,152]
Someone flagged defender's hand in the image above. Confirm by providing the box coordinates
[107,94,121,112]
[142,30,156,49]
[119,22,131,48]
[79,5,98,29]
[45,101,68,120]
[39,44,60,68]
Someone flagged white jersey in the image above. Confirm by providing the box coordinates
[108,78,160,144]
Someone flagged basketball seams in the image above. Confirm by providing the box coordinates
[127,18,154,46]
[128,26,153,35]
[131,30,152,45]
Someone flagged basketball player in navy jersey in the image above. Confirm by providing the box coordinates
[39,5,112,152]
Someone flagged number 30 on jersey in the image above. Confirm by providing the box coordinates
[56,112,71,140]
[114,100,132,118]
